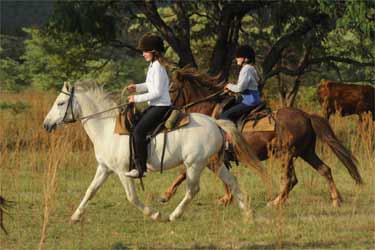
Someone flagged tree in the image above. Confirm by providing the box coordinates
[22,28,147,90]
[42,0,374,105]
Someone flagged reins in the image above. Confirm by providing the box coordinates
[181,90,226,109]
[79,103,130,121]
[60,82,225,122]
[60,90,130,122]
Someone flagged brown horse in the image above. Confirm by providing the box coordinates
[162,67,362,207]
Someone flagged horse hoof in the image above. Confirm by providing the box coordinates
[168,213,180,222]
[70,217,80,224]
[332,200,341,207]
[151,211,162,221]
[157,196,169,203]
[243,210,255,224]
[217,196,233,206]
[266,201,275,207]
[266,200,281,207]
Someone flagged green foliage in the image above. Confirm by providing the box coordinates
[0,101,29,113]
[22,28,99,89]
[0,50,28,91]
[47,0,116,41]
[322,28,375,82]
[4,0,374,97]
[21,28,147,90]
[320,0,375,36]
[295,85,320,111]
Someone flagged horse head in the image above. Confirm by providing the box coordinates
[43,81,80,132]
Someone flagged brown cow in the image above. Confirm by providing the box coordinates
[317,80,374,121]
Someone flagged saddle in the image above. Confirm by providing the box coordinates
[241,111,276,133]
[216,96,275,132]
[114,107,190,136]
[114,105,190,178]
[236,102,275,132]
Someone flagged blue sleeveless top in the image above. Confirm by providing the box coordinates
[241,89,260,106]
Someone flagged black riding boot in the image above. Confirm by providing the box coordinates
[135,158,147,177]
[125,105,170,178]
[223,142,239,169]
[125,159,147,178]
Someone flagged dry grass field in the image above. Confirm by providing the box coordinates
[0,90,374,249]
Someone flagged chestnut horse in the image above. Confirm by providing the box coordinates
[162,67,363,207]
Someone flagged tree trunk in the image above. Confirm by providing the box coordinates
[134,1,197,67]
[208,1,269,79]
[208,13,243,79]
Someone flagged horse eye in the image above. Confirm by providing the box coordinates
[57,102,65,106]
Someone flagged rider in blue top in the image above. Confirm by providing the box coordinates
[219,45,261,122]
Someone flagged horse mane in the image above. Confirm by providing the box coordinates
[73,79,119,115]
[171,66,224,101]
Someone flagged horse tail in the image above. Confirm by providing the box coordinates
[214,119,267,183]
[309,114,363,184]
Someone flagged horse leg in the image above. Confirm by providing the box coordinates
[206,157,233,205]
[214,165,253,221]
[268,157,297,206]
[117,172,162,221]
[71,164,111,223]
[168,162,205,221]
[218,183,233,206]
[301,151,343,207]
[159,168,187,203]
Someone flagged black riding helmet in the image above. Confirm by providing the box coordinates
[235,45,255,64]
[137,33,165,53]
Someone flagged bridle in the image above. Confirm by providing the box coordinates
[59,87,130,124]
[169,80,187,106]
[60,87,77,124]
[170,79,226,109]
[57,78,225,125]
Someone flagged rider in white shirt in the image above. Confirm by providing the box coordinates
[125,34,172,178]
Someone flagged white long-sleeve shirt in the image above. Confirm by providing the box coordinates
[134,60,172,106]
[226,64,259,93]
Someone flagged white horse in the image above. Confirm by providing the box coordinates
[43,81,262,222]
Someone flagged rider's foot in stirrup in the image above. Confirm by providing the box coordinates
[125,169,147,178]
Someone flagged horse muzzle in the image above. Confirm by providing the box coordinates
[43,122,57,133]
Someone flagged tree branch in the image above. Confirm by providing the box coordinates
[133,0,196,67]
[208,1,272,77]
[266,55,374,79]
[262,12,333,75]
[310,56,374,67]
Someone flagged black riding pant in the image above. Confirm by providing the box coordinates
[133,105,171,170]
[219,102,253,122]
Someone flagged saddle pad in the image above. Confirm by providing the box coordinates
[114,112,130,135]
[242,114,276,133]
[166,111,190,132]
[114,111,190,135]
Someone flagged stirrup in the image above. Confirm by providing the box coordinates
[224,143,239,166]
[125,169,147,178]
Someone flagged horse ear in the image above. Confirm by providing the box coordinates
[62,81,72,91]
